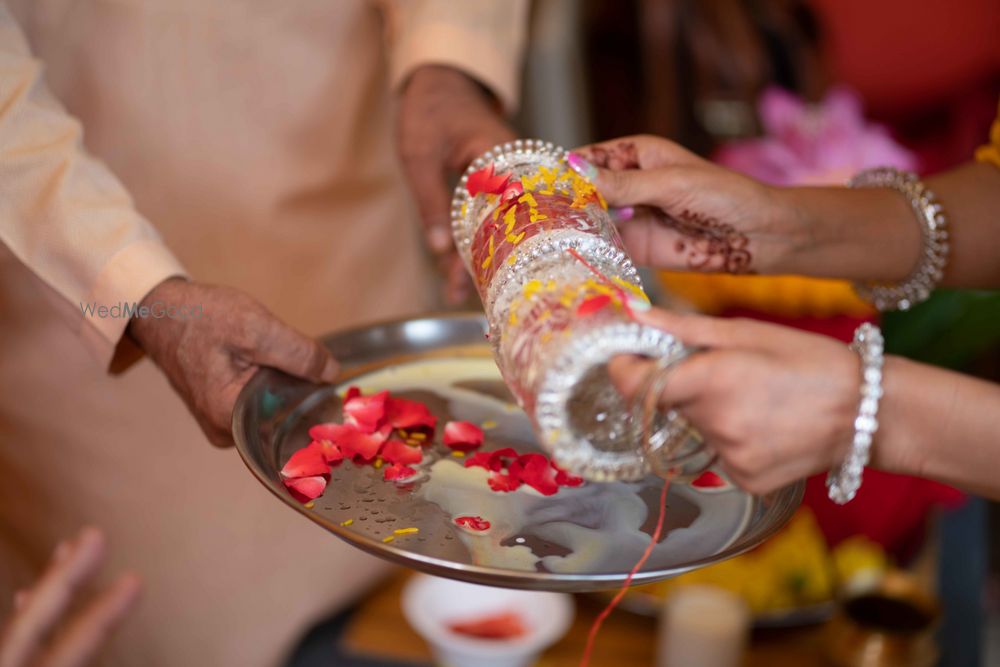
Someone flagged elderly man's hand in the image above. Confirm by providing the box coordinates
[397,65,516,305]
[128,278,339,447]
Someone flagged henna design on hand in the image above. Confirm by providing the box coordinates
[586,141,640,170]
[656,209,754,274]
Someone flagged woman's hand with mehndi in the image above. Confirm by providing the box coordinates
[568,135,822,276]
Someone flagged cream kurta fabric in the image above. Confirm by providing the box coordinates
[0,1,525,665]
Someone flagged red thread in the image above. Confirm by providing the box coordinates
[579,479,670,667]
[566,247,614,284]
[565,248,638,320]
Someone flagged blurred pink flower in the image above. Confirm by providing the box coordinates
[714,86,917,186]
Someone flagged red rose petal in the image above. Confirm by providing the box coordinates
[383,463,417,482]
[343,390,389,433]
[490,447,519,463]
[306,423,388,462]
[488,471,522,492]
[500,180,524,202]
[379,438,423,466]
[385,397,438,432]
[280,441,330,479]
[691,471,728,489]
[553,463,584,487]
[464,447,519,472]
[311,439,344,464]
[466,163,513,197]
[454,516,491,531]
[345,386,361,402]
[339,426,390,462]
[464,451,499,471]
[443,421,484,451]
[283,475,327,503]
[576,294,613,317]
[511,453,559,496]
[308,423,344,442]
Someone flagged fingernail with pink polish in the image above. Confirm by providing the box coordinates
[567,152,598,181]
[611,206,634,221]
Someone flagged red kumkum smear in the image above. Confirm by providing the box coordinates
[579,479,670,667]
[449,611,527,639]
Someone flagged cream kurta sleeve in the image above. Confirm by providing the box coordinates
[380,0,530,113]
[0,5,186,369]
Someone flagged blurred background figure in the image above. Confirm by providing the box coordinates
[0,528,140,667]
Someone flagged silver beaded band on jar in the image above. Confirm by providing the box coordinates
[848,167,949,312]
[827,323,884,505]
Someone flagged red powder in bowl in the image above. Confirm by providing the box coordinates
[448,611,528,640]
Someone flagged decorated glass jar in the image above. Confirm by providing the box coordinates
[451,139,712,482]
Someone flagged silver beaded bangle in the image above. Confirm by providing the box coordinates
[849,167,949,312]
[827,323,884,505]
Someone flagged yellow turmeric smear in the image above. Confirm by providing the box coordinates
[340,519,354,527]
[539,165,559,189]
[373,458,384,469]
[304,502,315,509]
[521,173,541,191]
[507,254,517,265]
[506,231,525,245]
[504,206,517,234]
[451,450,466,458]
[518,192,537,207]
[382,536,395,543]
[523,279,543,300]
[481,420,499,430]
[613,276,649,300]
[481,235,495,269]
[409,432,427,441]
[394,527,419,535]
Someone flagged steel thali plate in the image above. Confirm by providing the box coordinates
[233,313,802,592]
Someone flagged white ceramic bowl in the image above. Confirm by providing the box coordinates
[402,574,574,667]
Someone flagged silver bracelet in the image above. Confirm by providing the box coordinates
[849,167,949,312]
[826,323,884,505]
